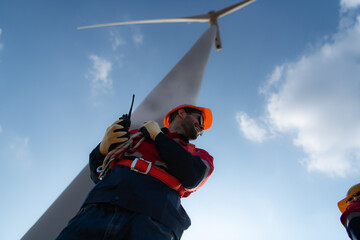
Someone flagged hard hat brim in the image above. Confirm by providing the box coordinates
[338,197,351,213]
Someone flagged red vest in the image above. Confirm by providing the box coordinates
[111,129,214,198]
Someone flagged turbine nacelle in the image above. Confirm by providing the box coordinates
[208,11,222,50]
[77,0,256,51]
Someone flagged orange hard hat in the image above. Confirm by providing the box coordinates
[338,183,360,213]
[164,104,213,131]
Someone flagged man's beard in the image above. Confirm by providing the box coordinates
[181,115,198,140]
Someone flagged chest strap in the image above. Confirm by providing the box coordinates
[116,157,186,197]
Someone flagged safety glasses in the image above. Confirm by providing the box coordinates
[198,114,204,127]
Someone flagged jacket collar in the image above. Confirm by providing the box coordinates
[161,128,189,143]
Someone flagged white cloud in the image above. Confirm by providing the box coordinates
[260,65,285,95]
[131,26,144,44]
[239,11,360,177]
[341,0,360,11]
[132,33,143,44]
[236,112,267,143]
[110,31,126,51]
[0,125,2,134]
[115,53,125,68]
[88,55,113,97]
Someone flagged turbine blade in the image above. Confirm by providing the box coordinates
[77,15,209,30]
[216,0,256,19]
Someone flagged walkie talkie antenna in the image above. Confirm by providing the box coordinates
[128,94,135,119]
[105,94,136,154]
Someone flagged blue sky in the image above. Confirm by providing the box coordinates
[1,0,360,239]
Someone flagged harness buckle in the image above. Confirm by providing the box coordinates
[130,157,152,174]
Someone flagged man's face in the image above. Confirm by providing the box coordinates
[180,112,204,140]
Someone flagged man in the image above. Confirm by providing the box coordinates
[338,183,360,240]
[56,104,214,240]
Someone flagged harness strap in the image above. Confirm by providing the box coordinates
[116,158,186,197]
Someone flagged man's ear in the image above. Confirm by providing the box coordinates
[177,108,186,119]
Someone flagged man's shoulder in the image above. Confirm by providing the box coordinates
[341,201,360,225]
[194,146,213,163]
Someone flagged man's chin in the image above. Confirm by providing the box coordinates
[189,128,199,140]
[189,135,198,140]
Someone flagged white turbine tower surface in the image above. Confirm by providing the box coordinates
[21,26,217,240]
[78,0,256,50]
[131,26,217,129]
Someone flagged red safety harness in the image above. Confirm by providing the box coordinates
[116,157,187,197]
[99,131,199,198]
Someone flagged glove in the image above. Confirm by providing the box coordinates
[139,121,162,141]
[99,119,130,155]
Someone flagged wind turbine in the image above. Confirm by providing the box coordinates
[22,25,218,240]
[77,0,256,51]
[21,2,256,239]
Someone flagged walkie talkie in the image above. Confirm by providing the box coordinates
[108,94,135,152]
